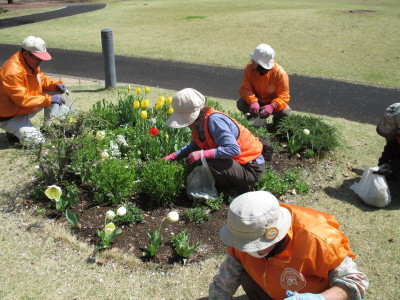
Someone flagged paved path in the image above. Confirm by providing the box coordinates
[0,4,399,125]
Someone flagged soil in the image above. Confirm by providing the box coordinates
[27,137,316,267]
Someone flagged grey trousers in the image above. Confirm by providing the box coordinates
[240,270,273,300]
[206,158,265,187]
[236,98,292,124]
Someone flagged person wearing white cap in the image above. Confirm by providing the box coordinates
[237,44,292,126]
[163,88,267,188]
[373,103,400,183]
[0,36,69,144]
[209,191,368,300]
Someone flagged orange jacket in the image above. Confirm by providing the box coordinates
[0,51,62,117]
[239,62,290,111]
[228,204,355,300]
[192,108,263,164]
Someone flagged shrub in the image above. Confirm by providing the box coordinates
[90,159,138,204]
[274,114,339,156]
[184,207,210,223]
[139,160,186,207]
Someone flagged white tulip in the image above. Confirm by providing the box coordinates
[44,185,62,201]
[96,131,106,140]
[303,129,310,135]
[104,223,115,235]
[117,207,127,216]
[106,210,115,220]
[167,211,179,222]
[101,150,109,159]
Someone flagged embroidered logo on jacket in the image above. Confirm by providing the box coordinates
[280,268,306,291]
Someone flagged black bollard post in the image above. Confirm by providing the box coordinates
[101,29,117,88]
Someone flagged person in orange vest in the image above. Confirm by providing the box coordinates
[163,88,266,188]
[373,103,400,183]
[0,36,69,144]
[209,191,368,300]
[237,44,292,126]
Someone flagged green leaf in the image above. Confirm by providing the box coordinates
[65,208,80,228]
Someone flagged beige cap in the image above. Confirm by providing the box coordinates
[22,36,52,61]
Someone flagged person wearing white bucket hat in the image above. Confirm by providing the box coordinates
[163,88,267,188]
[209,191,368,300]
[0,36,70,144]
[237,44,292,126]
[373,103,400,183]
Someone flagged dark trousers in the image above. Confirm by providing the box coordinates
[236,98,292,124]
[206,158,264,187]
[240,270,273,300]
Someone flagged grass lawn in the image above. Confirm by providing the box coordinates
[0,0,399,88]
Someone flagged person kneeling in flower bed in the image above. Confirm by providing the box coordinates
[163,88,265,188]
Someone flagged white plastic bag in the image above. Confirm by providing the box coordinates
[186,154,218,200]
[350,166,391,207]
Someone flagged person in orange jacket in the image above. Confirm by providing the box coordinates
[237,44,292,125]
[209,191,369,300]
[0,36,69,144]
[163,88,266,188]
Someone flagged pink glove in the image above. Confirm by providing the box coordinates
[163,152,178,161]
[188,149,215,164]
[259,103,276,119]
[249,101,260,116]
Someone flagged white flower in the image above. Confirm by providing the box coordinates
[106,210,115,220]
[96,131,106,140]
[109,141,121,157]
[116,135,128,147]
[44,185,62,201]
[101,150,109,160]
[303,129,310,135]
[104,223,115,235]
[117,207,127,216]
[167,211,179,223]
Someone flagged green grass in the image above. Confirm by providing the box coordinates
[0,0,399,88]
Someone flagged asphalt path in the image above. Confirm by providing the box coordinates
[1,4,399,125]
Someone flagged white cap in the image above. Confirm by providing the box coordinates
[250,44,275,70]
[166,88,205,128]
[21,36,52,61]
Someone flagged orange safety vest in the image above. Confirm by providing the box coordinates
[192,108,263,164]
[239,62,290,112]
[0,51,61,117]
[228,204,355,300]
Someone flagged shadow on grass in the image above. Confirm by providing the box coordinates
[324,177,400,211]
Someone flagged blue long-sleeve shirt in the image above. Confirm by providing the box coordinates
[176,113,264,164]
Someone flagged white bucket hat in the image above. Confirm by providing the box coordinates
[22,36,52,61]
[166,88,205,128]
[250,44,275,70]
[220,191,292,252]
[376,103,400,137]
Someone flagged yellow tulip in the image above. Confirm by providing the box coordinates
[168,106,174,114]
[135,87,141,95]
[128,85,131,91]
[133,100,140,109]
[158,96,165,105]
[140,110,148,119]
[155,102,163,110]
[166,96,173,105]
[145,86,151,94]
[104,223,116,235]
[141,99,149,108]
[165,134,169,140]
[44,185,62,201]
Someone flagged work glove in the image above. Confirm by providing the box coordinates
[188,149,215,164]
[163,152,178,161]
[249,101,260,116]
[259,103,276,119]
[284,291,324,300]
[51,94,66,106]
[56,83,67,94]
[372,163,392,176]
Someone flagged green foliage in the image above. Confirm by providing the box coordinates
[275,114,340,156]
[255,168,310,197]
[113,203,144,226]
[96,227,122,250]
[184,207,210,223]
[171,230,200,264]
[139,160,185,207]
[203,195,224,211]
[90,159,138,205]
[143,224,163,257]
[65,208,80,228]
